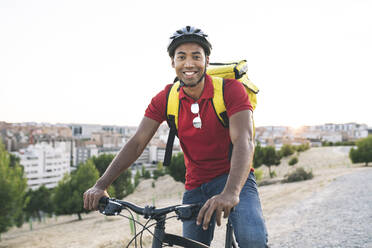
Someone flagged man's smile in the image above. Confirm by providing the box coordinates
[183,71,198,78]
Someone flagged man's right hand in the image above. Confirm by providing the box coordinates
[83,186,109,210]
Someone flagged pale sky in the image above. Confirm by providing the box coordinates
[1,0,371,128]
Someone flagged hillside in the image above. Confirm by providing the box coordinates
[0,146,363,248]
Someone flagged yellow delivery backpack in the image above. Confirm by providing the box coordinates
[163,60,259,166]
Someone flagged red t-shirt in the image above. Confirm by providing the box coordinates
[145,74,253,190]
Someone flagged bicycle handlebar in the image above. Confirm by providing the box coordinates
[98,197,201,220]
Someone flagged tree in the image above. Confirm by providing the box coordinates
[349,136,372,166]
[0,142,27,238]
[113,170,133,199]
[90,154,115,176]
[153,162,165,180]
[53,160,99,220]
[52,175,74,217]
[90,154,133,199]
[24,185,53,222]
[262,146,281,178]
[9,154,20,168]
[141,165,151,179]
[166,152,186,183]
[253,142,264,169]
[134,170,141,187]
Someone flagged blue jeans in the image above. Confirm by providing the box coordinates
[182,172,268,247]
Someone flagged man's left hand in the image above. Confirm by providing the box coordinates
[196,192,239,230]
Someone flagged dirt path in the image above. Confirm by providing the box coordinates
[267,168,372,248]
[211,167,361,247]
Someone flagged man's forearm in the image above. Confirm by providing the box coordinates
[223,139,255,196]
[94,136,146,190]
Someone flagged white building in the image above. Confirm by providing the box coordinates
[321,133,343,143]
[14,142,71,190]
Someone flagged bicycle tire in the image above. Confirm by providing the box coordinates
[163,233,209,248]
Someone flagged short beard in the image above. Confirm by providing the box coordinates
[178,63,207,89]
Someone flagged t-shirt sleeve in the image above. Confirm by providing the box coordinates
[144,84,172,124]
[224,79,253,118]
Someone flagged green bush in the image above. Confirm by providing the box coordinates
[141,166,151,179]
[279,144,295,158]
[283,167,313,183]
[295,143,310,152]
[349,136,372,166]
[323,141,355,147]
[254,169,263,181]
[288,156,298,166]
[153,169,165,180]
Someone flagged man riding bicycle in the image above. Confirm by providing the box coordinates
[84,26,268,247]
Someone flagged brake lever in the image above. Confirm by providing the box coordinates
[100,199,123,216]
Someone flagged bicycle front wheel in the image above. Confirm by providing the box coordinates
[163,233,209,248]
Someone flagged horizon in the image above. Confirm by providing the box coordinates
[1,119,371,129]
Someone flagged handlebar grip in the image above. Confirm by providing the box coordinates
[175,204,202,220]
[99,196,109,205]
[98,196,109,212]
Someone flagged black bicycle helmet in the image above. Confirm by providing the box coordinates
[167,26,212,57]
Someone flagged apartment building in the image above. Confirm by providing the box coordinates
[13,142,71,190]
[75,145,98,166]
[69,124,134,139]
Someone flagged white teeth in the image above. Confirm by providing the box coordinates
[184,72,195,75]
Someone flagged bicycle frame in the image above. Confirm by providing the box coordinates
[150,214,237,248]
[151,214,208,248]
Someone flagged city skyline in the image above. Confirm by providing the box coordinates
[1,119,371,130]
[1,0,372,128]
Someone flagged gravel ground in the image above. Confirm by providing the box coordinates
[267,168,372,248]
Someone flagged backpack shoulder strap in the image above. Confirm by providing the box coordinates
[210,76,229,127]
[164,81,180,166]
[166,81,181,130]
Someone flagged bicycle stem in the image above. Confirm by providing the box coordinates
[152,215,166,248]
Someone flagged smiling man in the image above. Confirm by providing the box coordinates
[84,26,268,247]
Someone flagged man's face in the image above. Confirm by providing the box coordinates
[172,42,209,86]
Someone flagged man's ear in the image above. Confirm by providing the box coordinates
[171,57,175,68]
[206,56,210,67]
